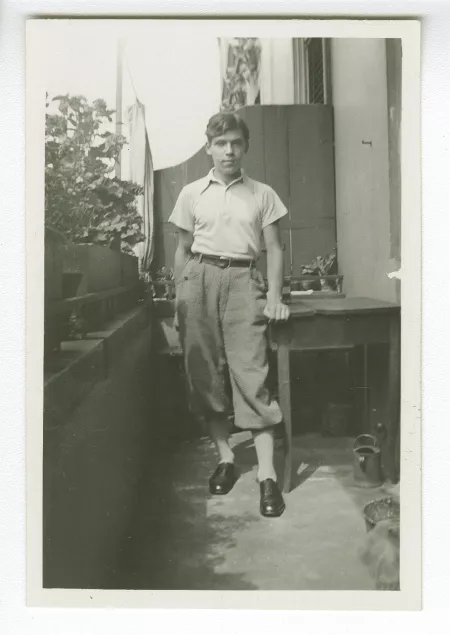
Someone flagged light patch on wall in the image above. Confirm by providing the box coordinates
[387,269,402,280]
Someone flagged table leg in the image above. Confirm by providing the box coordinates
[349,346,359,434]
[350,345,370,434]
[315,352,325,433]
[362,344,370,431]
[387,313,401,482]
[277,328,292,493]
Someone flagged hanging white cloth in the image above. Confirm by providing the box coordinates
[260,39,295,105]
[126,100,154,270]
[124,37,221,170]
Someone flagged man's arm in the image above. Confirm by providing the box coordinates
[262,221,290,322]
[174,228,194,283]
[173,229,194,331]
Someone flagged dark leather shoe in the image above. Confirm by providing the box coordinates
[209,463,238,495]
[259,478,286,517]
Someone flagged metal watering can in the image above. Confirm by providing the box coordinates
[352,434,383,488]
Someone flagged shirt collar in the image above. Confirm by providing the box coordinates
[200,168,253,193]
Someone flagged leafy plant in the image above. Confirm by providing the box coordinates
[300,249,338,291]
[153,267,174,282]
[67,313,88,340]
[45,94,145,254]
[150,267,175,299]
[221,38,262,111]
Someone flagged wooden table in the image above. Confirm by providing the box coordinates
[269,297,401,493]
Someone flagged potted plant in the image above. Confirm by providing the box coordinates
[295,249,342,293]
[150,267,175,300]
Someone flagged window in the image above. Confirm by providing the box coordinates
[295,38,331,105]
[305,39,325,103]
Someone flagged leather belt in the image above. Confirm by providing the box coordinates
[194,253,254,269]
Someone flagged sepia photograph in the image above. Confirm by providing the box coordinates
[25,18,421,610]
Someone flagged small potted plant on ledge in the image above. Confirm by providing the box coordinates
[150,267,175,300]
[149,267,176,317]
[291,249,343,296]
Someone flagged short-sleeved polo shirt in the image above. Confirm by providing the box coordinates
[168,168,288,260]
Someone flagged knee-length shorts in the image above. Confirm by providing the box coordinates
[176,256,283,431]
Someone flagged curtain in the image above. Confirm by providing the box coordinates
[260,39,295,105]
[219,37,262,110]
[126,100,154,271]
[219,38,297,109]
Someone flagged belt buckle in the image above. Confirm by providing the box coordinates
[219,256,232,268]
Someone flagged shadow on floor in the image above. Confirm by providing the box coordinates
[230,427,323,493]
[42,315,391,593]
[285,434,389,524]
[116,437,259,590]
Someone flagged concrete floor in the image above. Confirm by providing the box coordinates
[43,328,398,591]
[121,431,391,591]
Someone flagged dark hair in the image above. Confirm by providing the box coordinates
[205,112,250,146]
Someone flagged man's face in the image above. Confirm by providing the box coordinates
[206,129,247,178]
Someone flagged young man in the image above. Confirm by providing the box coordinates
[169,112,290,518]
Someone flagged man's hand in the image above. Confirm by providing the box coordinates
[263,295,290,322]
[262,221,290,323]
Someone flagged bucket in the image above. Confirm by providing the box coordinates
[362,497,400,590]
[353,434,383,488]
[363,497,400,533]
